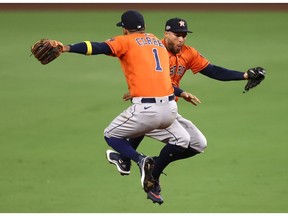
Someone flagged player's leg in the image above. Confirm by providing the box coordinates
[151,114,207,179]
[176,114,207,152]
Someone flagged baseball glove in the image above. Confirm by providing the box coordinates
[31,39,64,65]
[243,67,266,93]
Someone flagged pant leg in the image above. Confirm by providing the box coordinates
[176,114,207,152]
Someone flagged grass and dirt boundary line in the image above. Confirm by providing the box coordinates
[1,3,288,11]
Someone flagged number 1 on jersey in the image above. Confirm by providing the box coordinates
[152,48,163,72]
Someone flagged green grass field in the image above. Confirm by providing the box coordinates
[0,10,288,213]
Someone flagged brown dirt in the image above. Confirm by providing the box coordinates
[1,3,288,11]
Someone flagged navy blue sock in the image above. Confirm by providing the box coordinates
[104,136,142,163]
[152,145,199,179]
[119,136,144,161]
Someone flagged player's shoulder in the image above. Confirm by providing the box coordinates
[145,33,157,37]
[181,44,203,58]
[179,44,205,62]
[182,44,199,53]
[105,35,122,42]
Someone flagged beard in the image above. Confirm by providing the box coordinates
[166,41,181,55]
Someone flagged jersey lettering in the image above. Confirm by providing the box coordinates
[135,37,165,48]
[170,65,186,76]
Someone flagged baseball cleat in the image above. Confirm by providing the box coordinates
[106,150,131,176]
[147,179,164,205]
[138,156,155,193]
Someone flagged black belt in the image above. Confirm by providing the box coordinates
[141,95,175,103]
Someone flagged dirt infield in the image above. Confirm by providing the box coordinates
[1,3,288,11]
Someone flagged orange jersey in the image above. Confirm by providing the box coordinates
[105,33,174,97]
[162,39,210,87]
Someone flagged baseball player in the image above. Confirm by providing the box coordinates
[106,17,266,204]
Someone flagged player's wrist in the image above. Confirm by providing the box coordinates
[63,45,70,52]
[244,72,249,80]
[173,86,184,97]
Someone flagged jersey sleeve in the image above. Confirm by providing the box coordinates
[187,46,210,74]
[105,36,129,57]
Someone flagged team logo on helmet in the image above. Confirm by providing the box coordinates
[179,20,185,27]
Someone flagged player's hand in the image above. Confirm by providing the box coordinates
[180,92,201,106]
[123,92,132,101]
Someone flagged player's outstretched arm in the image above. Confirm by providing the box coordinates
[31,39,113,65]
[199,64,266,93]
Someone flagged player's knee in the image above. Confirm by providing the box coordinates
[198,135,208,152]
[104,129,114,139]
[190,134,207,152]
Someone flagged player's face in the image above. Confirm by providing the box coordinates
[164,31,187,54]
